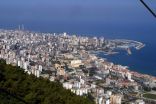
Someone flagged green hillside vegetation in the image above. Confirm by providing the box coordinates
[143,93,156,100]
[0,59,94,104]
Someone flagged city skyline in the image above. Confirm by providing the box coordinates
[0,1,156,104]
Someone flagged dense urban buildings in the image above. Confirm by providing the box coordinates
[0,29,156,104]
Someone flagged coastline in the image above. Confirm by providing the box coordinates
[0,29,155,79]
[89,48,156,81]
[1,29,156,103]
[89,51,156,81]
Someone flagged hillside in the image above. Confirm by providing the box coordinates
[0,59,94,104]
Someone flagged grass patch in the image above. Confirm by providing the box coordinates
[143,93,156,100]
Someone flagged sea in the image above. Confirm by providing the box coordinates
[0,0,156,76]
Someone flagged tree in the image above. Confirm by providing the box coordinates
[0,60,95,104]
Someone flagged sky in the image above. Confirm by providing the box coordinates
[0,0,155,37]
[0,0,155,22]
